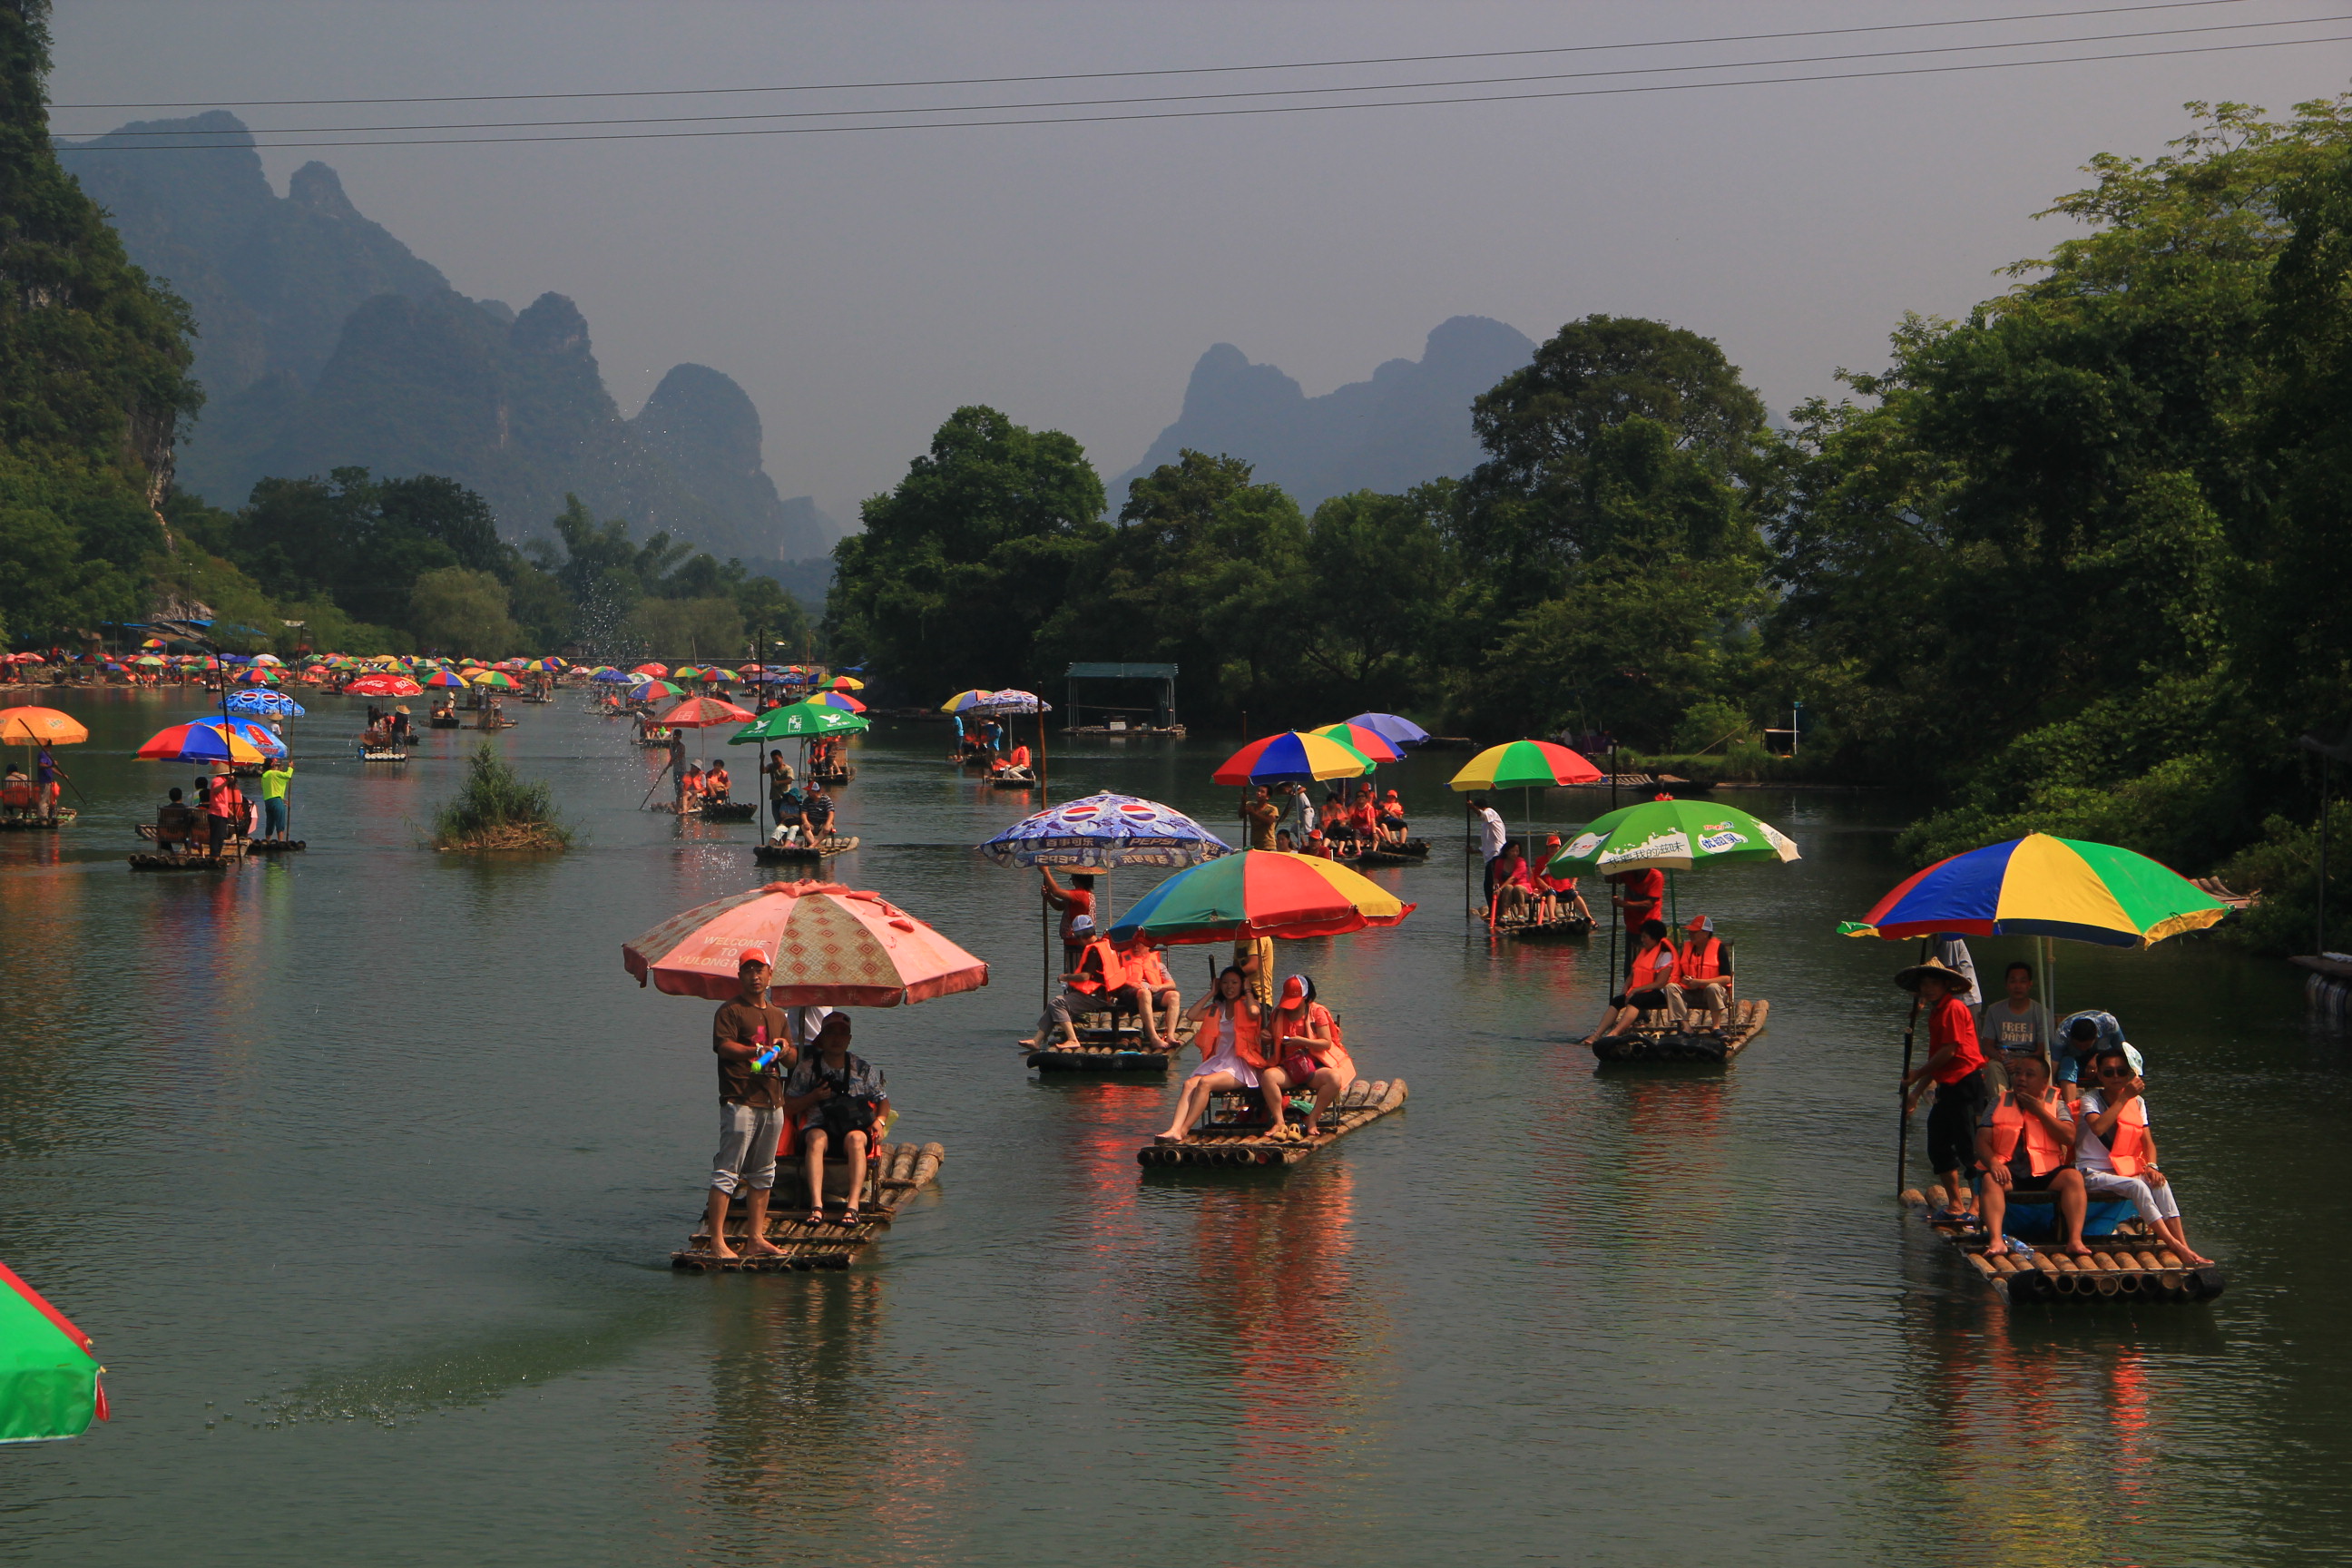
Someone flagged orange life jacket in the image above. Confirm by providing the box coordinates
[1680,936,1725,981]
[1986,1090,2073,1177]
[1122,946,1170,988]
[1010,745,1032,769]
[2102,1097,2153,1175]
[1204,1000,1269,1069]
[1631,942,1677,991]
[1067,938,1126,995]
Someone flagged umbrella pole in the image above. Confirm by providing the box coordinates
[1037,710,1049,807]
[1894,936,1928,1191]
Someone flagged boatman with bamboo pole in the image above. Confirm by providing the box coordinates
[1897,956,1988,1226]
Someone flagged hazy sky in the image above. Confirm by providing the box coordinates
[44,1,2352,523]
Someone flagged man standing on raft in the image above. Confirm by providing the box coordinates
[703,950,795,1260]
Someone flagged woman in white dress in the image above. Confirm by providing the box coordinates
[1153,966,1265,1143]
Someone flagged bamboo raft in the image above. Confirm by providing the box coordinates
[356,745,407,762]
[1028,1014,1200,1073]
[1136,1077,1408,1167]
[0,810,75,830]
[427,715,462,729]
[807,767,854,786]
[1902,1187,2228,1304]
[1485,907,1596,941]
[754,834,858,863]
[672,1140,946,1271]
[1338,838,1429,867]
[247,839,307,854]
[698,799,758,821]
[130,848,244,870]
[1591,998,1769,1064]
[984,768,1038,788]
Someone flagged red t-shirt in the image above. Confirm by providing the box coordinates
[1619,867,1665,924]
[1927,995,1984,1084]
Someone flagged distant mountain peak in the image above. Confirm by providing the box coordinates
[1116,316,1535,509]
[286,161,358,219]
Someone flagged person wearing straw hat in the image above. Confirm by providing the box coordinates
[1898,956,1990,1225]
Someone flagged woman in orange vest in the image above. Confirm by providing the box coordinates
[1154,967,1266,1144]
[1262,975,1356,1142]
[1969,1051,2088,1258]
[2074,1046,2210,1266]
[1582,920,1686,1044]
[1672,916,1735,1030]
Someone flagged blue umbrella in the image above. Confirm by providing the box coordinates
[225,691,305,718]
[977,791,1234,870]
[1345,711,1430,748]
[590,669,635,683]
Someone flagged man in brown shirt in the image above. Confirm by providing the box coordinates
[1241,786,1280,852]
[702,950,795,1259]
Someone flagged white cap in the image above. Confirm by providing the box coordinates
[1071,915,1095,935]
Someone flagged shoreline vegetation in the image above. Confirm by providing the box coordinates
[431,743,573,854]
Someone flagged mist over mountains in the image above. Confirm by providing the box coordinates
[1115,315,1535,509]
[57,112,838,569]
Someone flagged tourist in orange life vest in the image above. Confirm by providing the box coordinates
[1897,957,1990,1226]
[2073,1045,2210,1266]
[1971,1050,2089,1258]
[1028,916,1123,1048]
[1533,834,1593,926]
[680,761,706,807]
[1261,975,1356,1142]
[1115,938,1183,1050]
[1672,916,1735,1030]
[1006,741,1032,773]
[1582,920,1688,1044]
[1301,828,1333,859]
[1378,789,1407,845]
[704,761,730,801]
[1489,841,1539,924]
[1156,966,1269,1143]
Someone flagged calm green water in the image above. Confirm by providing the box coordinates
[1,688,2345,1566]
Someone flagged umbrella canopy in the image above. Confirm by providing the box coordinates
[423,670,469,689]
[1547,797,1800,876]
[808,691,866,713]
[1840,832,2230,949]
[224,691,305,718]
[0,707,88,746]
[1211,730,1375,787]
[940,689,997,714]
[0,1260,104,1443]
[976,791,1236,870]
[1106,849,1416,945]
[250,653,283,666]
[590,668,635,682]
[702,667,741,682]
[1347,712,1431,748]
[623,880,989,1006]
[1447,740,1603,791]
[830,675,865,691]
[980,689,1052,714]
[469,670,518,689]
[632,662,670,677]
[134,718,282,764]
[672,666,707,681]
[655,695,757,730]
[630,678,685,701]
[345,674,424,698]
[1308,720,1405,764]
[729,701,871,742]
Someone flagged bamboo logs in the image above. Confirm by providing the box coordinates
[671,1138,947,1271]
[1135,1077,1408,1167]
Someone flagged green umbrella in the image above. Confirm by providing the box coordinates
[1547,797,1799,876]
[728,701,871,743]
[0,1260,103,1442]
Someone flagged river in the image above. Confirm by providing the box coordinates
[1,687,2344,1565]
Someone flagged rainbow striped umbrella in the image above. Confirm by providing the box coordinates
[0,1260,104,1443]
[469,670,518,689]
[1841,833,2230,949]
[423,669,469,689]
[1308,720,1404,764]
[134,719,282,764]
[1106,849,1415,945]
[1211,730,1374,786]
[1446,740,1602,791]
[808,691,866,713]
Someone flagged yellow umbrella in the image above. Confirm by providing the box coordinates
[0,707,89,746]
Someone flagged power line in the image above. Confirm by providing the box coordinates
[55,12,2349,139]
[55,32,2352,152]
[46,0,2275,111]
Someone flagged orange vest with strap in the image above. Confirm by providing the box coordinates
[1631,942,1677,991]
[2102,1097,2152,1175]
[1205,1001,1269,1070]
[1123,946,1170,988]
[1068,939,1126,995]
[1986,1090,2073,1177]
[1681,936,1725,981]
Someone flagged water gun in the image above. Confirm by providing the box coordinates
[750,1025,781,1073]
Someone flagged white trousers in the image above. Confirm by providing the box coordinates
[2082,1168,2180,1221]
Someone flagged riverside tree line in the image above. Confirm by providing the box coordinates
[825,97,2352,948]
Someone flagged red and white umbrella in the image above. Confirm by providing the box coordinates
[622,881,988,1007]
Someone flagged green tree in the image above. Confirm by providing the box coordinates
[1297,485,1456,706]
[408,565,521,655]
[828,406,1107,691]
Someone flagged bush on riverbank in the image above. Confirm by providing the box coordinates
[2215,814,2352,956]
[432,743,573,852]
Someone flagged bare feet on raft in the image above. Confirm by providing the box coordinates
[743,1237,784,1258]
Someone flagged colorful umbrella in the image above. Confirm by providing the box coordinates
[655,695,757,730]
[979,689,1052,714]
[1547,798,1799,876]
[422,670,469,689]
[808,691,866,713]
[830,675,865,691]
[469,670,518,689]
[940,689,997,714]
[1211,730,1375,786]
[134,719,281,764]
[1347,712,1430,748]
[672,666,708,681]
[702,668,741,682]
[977,792,1235,870]
[623,880,989,1006]
[1308,720,1405,764]
[1106,850,1416,945]
[250,653,283,666]
[630,678,685,701]
[1840,833,2230,949]
[728,701,870,742]
[0,708,88,746]
[224,691,305,718]
[0,1260,105,1443]
[632,663,670,677]
[1446,740,1602,791]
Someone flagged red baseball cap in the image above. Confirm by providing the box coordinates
[738,948,771,967]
